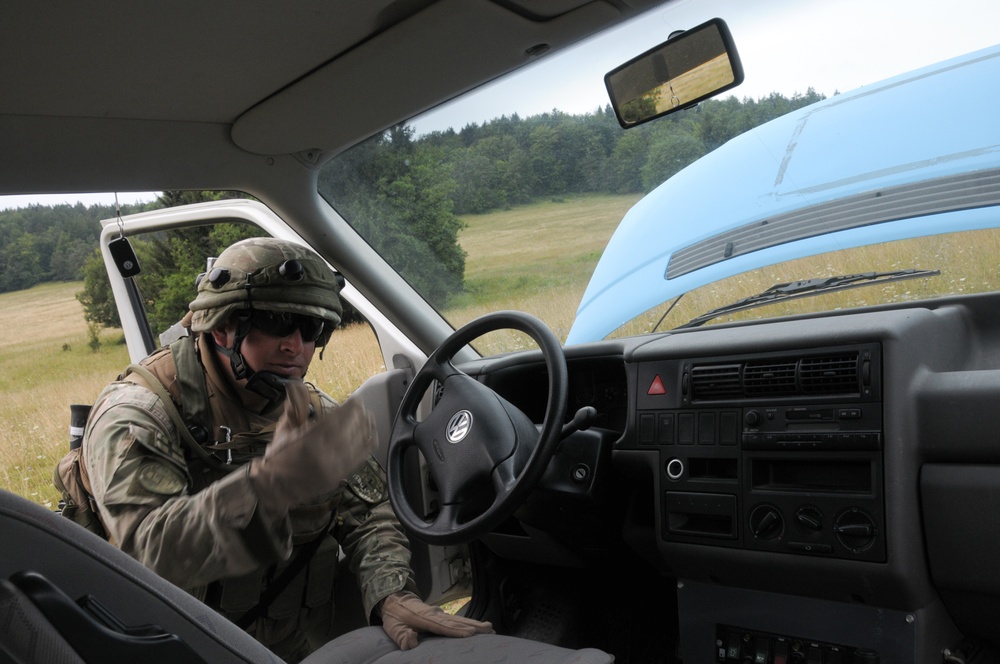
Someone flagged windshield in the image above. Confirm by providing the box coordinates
[318,0,1000,354]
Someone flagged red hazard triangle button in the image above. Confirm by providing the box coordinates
[647,374,666,395]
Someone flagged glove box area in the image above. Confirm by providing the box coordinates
[921,464,1000,642]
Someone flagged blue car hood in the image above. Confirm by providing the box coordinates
[567,43,1000,345]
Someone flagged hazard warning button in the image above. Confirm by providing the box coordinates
[647,375,666,395]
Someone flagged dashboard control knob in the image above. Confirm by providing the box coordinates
[749,505,783,540]
[744,410,761,426]
[666,458,684,480]
[834,508,877,552]
[795,506,823,532]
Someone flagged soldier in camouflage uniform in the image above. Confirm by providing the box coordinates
[82,237,492,662]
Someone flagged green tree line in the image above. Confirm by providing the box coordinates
[0,201,145,293]
[320,90,823,307]
[1,91,823,333]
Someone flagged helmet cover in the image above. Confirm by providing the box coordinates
[189,237,342,332]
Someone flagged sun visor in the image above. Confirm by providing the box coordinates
[231,0,620,156]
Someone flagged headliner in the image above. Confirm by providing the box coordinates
[0,0,667,197]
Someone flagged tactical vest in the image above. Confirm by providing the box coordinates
[124,335,331,470]
[115,335,342,651]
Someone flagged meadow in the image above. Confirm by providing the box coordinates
[0,284,390,509]
[3,192,999,508]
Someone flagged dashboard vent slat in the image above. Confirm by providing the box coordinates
[690,364,743,399]
[744,361,797,395]
[800,354,859,393]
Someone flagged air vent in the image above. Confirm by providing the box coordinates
[800,354,859,393]
[687,350,865,400]
[744,360,797,395]
[690,364,742,399]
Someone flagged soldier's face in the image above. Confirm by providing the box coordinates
[212,321,316,380]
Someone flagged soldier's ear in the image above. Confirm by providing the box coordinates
[210,325,232,347]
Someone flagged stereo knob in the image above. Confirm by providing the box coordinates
[744,410,761,426]
[834,508,876,552]
[749,505,783,540]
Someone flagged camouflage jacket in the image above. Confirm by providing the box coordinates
[82,334,416,659]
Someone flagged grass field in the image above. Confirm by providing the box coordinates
[0,283,391,509]
[448,193,642,352]
[0,282,129,506]
[4,192,1000,507]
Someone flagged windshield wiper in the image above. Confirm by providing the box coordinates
[674,268,941,330]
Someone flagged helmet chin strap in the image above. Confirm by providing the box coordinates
[244,371,291,405]
[213,316,290,406]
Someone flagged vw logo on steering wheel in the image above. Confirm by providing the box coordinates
[446,410,473,444]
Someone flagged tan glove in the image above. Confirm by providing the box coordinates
[249,380,376,515]
[380,591,495,651]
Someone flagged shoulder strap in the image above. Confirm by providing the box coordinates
[232,518,334,630]
[169,335,212,433]
[123,362,234,474]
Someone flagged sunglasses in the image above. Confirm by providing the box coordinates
[250,311,330,345]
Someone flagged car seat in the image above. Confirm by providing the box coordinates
[0,489,613,664]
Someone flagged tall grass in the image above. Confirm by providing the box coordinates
[0,284,386,509]
[447,193,641,352]
[0,283,129,508]
[5,193,1000,507]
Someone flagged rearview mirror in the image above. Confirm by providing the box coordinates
[605,18,743,128]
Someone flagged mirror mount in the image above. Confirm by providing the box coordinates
[605,18,744,128]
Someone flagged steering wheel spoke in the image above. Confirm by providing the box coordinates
[387,311,568,545]
[427,357,462,385]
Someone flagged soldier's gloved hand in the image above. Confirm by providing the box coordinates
[379,591,494,651]
[249,380,376,515]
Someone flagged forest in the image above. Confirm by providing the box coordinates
[0,90,824,329]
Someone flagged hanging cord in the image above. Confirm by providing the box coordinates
[114,192,125,238]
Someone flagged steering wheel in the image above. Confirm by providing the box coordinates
[387,311,568,545]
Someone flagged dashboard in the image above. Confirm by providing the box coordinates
[633,340,884,563]
[465,290,1000,662]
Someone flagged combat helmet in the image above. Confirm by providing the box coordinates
[188,236,343,400]
[190,236,342,332]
